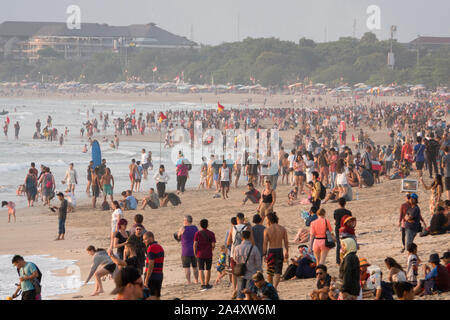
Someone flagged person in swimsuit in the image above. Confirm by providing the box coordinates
[257,179,276,220]
[2,201,16,223]
[263,212,289,289]
[129,159,138,192]
[91,167,101,208]
[100,167,114,202]
[112,219,130,260]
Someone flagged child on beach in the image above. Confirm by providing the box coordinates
[288,186,298,206]
[214,245,228,285]
[2,201,16,223]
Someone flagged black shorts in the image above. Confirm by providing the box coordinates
[92,186,100,197]
[181,256,197,268]
[22,289,36,300]
[416,161,424,170]
[267,248,284,275]
[147,279,163,297]
[104,263,116,274]
[197,258,212,271]
[221,181,230,188]
[445,177,450,191]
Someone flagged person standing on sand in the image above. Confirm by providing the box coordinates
[63,163,78,193]
[143,232,165,300]
[129,159,138,192]
[91,167,101,208]
[141,149,149,180]
[39,167,55,206]
[176,160,189,195]
[257,179,276,221]
[219,160,231,199]
[86,161,93,195]
[404,193,426,248]
[194,219,216,291]
[334,197,352,264]
[338,237,360,300]
[263,212,289,289]
[100,167,114,202]
[52,192,68,240]
[11,255,40,300]
[177,215,199,284]
[24,169,38,207]
[14,121,20,139]
[153,165,169,198]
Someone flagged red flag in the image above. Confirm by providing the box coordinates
[6,116,10,124]
[217,102,224,113]
[158,112,167,123]
[152,66,158,73]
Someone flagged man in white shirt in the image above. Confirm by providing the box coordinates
[141,149,149,179]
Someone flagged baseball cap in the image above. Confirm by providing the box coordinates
[410,193,418,201]
[111,267,142,294]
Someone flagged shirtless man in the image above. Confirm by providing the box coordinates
[129,159,138,191]
[114,135,120,150]
[100,168,114,202]
[91,167,101,208]
[263,212,289,289]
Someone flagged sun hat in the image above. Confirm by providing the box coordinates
[359,258,371,267]
[428,253,440,264]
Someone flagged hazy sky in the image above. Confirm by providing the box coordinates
[1,0,449,45]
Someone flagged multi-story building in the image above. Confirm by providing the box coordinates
[0,21,198,60]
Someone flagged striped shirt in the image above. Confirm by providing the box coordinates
[145,242,164,280]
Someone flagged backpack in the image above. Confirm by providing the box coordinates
[233,225,246,246]
[167,193,181,206]
[319,182,327,200]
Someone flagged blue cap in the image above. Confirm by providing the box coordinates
[410,193,418,200]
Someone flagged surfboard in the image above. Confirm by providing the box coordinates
[91,140,102,169]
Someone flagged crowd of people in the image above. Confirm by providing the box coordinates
[7,96,450,300]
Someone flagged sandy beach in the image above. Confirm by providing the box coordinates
[1,119,449,300]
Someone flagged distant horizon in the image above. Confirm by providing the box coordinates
[1,0,449,45]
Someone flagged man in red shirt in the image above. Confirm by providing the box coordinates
[399,193,411,253]
[143,231,164,300]
[194,219,216,291]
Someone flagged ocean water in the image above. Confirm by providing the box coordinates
[0,98,218,208]
[0,254,80,300]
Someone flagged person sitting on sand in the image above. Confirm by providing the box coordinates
[288,186,298,206]
[121,190,137,210]
[243,271,279,300]
[413,253,450,296]
[310,264,332,300]
[242,183,261,205]
[322,185,352,204]
[301,206,318,227]
[2,201,16,223]
[393,281,415,300]
[141,188,160,210]
[384,257,407,283]
[347,164,359,187]
[283,244,316,281]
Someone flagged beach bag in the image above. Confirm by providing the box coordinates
[324,220,335,249]
[233,245,253,277]
[319,182,326,200]
[167,193,181,206]
[18,263,42,295]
